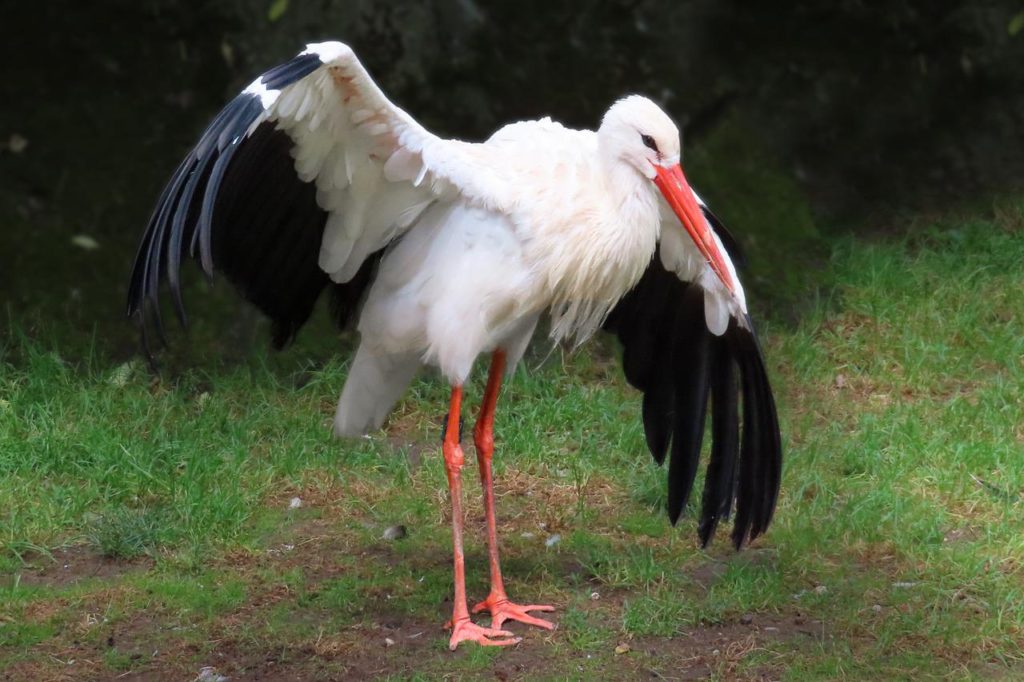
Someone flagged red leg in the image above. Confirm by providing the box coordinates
[442,385,520,650]
[471,351,556,631]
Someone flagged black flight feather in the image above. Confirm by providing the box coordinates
[698,340,740,546]
[665,286,712,525]
[603,245,782,549]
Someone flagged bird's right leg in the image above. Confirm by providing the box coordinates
[442,385,520,650]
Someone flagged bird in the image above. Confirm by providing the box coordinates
[127,41,782,650]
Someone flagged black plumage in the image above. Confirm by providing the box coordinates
[603,245,782,549]
[127,54,374,352]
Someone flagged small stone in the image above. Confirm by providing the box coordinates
[872,604,883,613]
[383,525,407,541]
[384,637,396,647]
[544,534,561,548]
[835,373,847,389]
[7,134,27,154]
[893,581,917,589]
[813,585,828,595]
[614,643,630,655]
[590,591,600,601]
[108,361,137,388]
[520,531,536,540]
[740,613,754,625]
[288,497,303,509]
[71,235,100,251]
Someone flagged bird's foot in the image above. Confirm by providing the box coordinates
[447,616,520,650]
[472,593,556,631]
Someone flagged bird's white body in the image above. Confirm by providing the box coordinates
[327,116,688,433]
[351,120,661,368]
[240,42,747,434]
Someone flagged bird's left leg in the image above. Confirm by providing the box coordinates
[443,385,520,650]
[471,350,556,631]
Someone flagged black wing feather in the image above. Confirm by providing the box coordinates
[604,248,782,549]
[666,286,712,524]
[127,53,374,354]
[605,267,676,463]
[698,341,740,546]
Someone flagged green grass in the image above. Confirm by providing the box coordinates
[2,204,1024,679]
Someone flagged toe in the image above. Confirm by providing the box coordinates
[518,613,555,630]
[480,634,521,647]
[483,626,515,638]
[448,619,521,650]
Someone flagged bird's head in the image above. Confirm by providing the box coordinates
[600,95,735,294]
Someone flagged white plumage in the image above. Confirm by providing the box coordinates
[237,43,749,427]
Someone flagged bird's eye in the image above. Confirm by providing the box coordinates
[640,134,658,152]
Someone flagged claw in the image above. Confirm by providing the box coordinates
[473,594,556,631]
[448,616,521,650]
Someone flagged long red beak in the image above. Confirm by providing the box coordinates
[654,164,735,294]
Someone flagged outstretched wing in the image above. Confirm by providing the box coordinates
[603,206,781,550]
[127,42,474,349]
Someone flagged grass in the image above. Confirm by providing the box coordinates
[1,203,1024,679]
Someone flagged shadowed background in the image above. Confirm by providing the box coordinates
[2,0,1023,354]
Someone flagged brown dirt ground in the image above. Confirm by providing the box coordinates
[2,530,821,682]
[14,546,153,589]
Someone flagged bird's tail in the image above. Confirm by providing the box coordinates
[333,345,420,438]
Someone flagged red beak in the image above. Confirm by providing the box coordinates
[653,164,736,294]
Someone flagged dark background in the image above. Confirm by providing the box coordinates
[2,0,1022,358]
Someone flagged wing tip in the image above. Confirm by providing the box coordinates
[726,320,783,552]
[128,88,269,354]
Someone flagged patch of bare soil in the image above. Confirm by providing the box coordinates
[71,610,811,681]
[638,614,826,681]
[7,545,152,588]
[2,528,811,680]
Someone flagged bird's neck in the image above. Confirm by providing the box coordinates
[600,155,659,224]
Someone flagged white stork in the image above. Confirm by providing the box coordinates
[128,42,781,650]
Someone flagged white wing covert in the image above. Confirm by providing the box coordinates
[259,42,464,283]
[657,191,749,336]
[127,42,481,350]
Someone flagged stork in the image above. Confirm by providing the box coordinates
[128,42,782,650]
